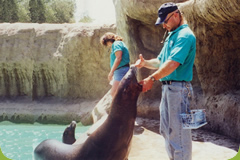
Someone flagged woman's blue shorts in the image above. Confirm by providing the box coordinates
[114,67,129,81]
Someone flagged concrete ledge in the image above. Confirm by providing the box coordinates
[0,98,97,125]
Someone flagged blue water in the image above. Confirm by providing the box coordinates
[0,121,90,160]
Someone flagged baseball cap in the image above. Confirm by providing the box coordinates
[155,2,178,25]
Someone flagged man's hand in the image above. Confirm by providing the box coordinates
[139,77,154,92]
[134,54,145,68]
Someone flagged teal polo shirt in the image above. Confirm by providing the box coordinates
[157,24,196,82]
[110,41,130,69]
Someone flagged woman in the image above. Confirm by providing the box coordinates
[100,32,130,97]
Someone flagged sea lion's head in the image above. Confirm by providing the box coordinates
[115,65,142,102]
[62,121,76,144]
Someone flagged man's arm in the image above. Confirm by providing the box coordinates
[150,60,180,81]
[135,54,160,70]
[140,60,180,92]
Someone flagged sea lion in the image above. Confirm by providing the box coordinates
[62,121,76,144]
[34,65,142,160]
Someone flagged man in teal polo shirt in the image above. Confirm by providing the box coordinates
[135,2,196,160]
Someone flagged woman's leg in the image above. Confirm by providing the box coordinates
[110,80,120,97]
[111,67,129,97]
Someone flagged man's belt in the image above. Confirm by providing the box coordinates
[161,80,186,85]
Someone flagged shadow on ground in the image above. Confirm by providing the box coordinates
[135,117,239,152]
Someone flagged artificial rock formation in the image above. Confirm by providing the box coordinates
[0,23,115,124]
[113,0,240,140]
[0,23,115,99]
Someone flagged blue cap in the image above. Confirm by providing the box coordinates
[155,2,178,25]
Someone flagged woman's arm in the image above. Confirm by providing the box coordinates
[108,50,122,81]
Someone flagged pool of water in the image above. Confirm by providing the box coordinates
[0,121,90,160]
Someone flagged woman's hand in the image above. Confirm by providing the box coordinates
[134,54,145,68]
[108,72,114,81]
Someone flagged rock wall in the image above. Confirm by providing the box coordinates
[180,0,240,140]
[113,0,240,140]
[0,23,116,100]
